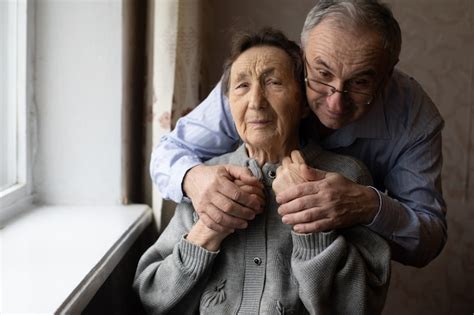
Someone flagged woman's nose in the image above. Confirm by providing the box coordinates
[249,86,267,109]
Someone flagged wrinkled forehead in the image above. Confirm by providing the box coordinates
[230,46,293,80]
[304,18,388,74]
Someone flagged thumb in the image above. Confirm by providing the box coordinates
[225,164,260,184]
[290,150,305,164]
[300,165,326,181]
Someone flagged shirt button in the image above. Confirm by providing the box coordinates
[268,170,276,179]
[253,257,262,265]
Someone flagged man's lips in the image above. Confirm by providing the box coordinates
[326,110,346,118]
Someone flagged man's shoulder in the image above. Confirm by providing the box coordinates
[384,69,444,135]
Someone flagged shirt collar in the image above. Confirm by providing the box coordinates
[321,92,390,149]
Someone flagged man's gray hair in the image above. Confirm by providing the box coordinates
[301,0,402,67]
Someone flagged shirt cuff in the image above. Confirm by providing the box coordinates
[169,159,203,203]
[364,192,401,239]
[365,186,382,225]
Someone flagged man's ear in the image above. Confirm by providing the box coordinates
[301,102,311,118]
[388,59,398,77]
[381,60,397,90]
[301,105,311,119]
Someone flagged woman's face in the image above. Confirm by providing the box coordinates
[228,46,306,150]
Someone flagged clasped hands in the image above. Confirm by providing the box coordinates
[184,151,378,249]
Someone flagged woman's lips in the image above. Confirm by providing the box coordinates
[247,119,271,128]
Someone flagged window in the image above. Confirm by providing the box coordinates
[0,0,31,221]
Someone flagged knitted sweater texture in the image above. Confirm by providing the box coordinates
[134,141,391,314]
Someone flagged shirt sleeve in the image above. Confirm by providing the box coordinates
[291,227,391,314]
[133,203,219,314]
[365,91,447,267]
[150,81,240,202]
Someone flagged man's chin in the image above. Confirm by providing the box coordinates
[319,118,346,130]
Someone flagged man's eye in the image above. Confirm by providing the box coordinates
[349,78,372,90]
[266,79,282,86]
[316,70,332,81]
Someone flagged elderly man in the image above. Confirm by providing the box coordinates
[151,0,446,268]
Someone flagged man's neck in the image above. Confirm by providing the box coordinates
[316,120,336,139]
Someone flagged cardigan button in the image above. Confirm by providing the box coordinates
[268,170,276,179]
[253,257,262,265]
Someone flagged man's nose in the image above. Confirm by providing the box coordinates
[249,86,267,109]
[326,90,346,113]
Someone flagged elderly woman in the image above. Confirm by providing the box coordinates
[134,28,390,314]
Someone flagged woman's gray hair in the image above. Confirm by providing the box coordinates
[221,28,304,96]
[301,0,402,67]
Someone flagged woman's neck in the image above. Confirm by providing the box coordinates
[245,137,299,167]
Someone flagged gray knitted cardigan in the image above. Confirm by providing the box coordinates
[134,141,391,314]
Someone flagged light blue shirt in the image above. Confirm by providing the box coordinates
[150,69,447,267]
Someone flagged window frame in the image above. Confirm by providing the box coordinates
[0,0,35,225]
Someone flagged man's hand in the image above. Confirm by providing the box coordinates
[183,164,265,233]
[274,155,379,233]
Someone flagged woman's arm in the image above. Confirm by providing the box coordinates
[291,227,391,314]
[133,204,224,314]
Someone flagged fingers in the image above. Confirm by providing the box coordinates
[277,191,321,215]
[278,198,334,234]
[185,164,266,232]
[280,204,326,224]
[301,166,327,181]
[212,191,258,221]
[293,218,333,234]
[198,212,236,234]
[281,156,292,168]
[226,165,263,188]
[217,177,263,212]
[234,180,265,201]
[276,181,320,205]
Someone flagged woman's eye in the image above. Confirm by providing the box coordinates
[235,82,249,89]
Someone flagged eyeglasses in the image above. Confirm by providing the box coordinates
[304,57,376,106]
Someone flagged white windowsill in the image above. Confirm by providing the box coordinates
[0,204,152,314]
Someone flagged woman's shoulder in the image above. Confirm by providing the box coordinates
[204,143,248,167]
[302,140,373,186]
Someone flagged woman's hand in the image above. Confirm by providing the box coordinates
[187,219,232,251]
[272,150,309,195]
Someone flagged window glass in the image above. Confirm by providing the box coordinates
[0,1,19,192]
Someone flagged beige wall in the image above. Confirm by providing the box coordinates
[196,0,474,313]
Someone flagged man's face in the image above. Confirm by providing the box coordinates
[304,19,390,130]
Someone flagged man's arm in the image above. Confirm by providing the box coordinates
[368,119,447,267]
[150,81,240,202]
[151,82,265,231]
[276,118,447,267]
[133,203,218,314]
